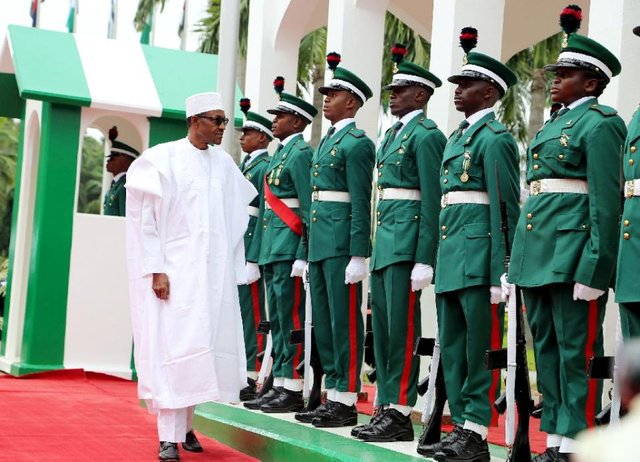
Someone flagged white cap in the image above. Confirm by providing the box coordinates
[185,92,224,117]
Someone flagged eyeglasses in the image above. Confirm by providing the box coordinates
[197,115,229,126]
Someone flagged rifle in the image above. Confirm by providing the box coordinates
[256,320,274,397]
[484,164,532,461]
[415,335,448,446]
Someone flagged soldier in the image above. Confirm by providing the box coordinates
[236,98,273,401]
[353,49,446,443]
[615,25,640,340]
[294,55,375,427]
[104,126,139,217]
[507,6,627,461]
[243,88,317,413]
[429,28,520,462]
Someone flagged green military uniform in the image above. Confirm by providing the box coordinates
[236,109,273,373]
[509,34,626,441]
[103,174,127,216]
[248,93,316,388]
[308,66,375,401]
[435,52,520,431]
[370,62,446,410]
[616,37,640,338]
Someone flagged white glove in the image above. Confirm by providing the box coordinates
[410,263,433,292]
[500,272,514,302]
[245,262,261,285]
[573,283,605,301]
[490,286,503,304]
[345,256,368,285]
[290,259,307,278]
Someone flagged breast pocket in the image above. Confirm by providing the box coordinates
[331,208,351,251]
[393,209,419,256]
[464,222,491,278]
[552,212,589,274]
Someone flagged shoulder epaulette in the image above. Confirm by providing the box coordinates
[485,119,507,133]
[347,127,366,138]
[295,138,311,150]
[419,117,437,130]
[589,103,618,117]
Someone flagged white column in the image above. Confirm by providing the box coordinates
[428,0,506,136]
[588,0,640,123]
[217,0,241,152]
[324,0,389,140]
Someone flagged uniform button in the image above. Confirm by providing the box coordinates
[377,220,381,225]
[558,154,564,160]
[314,163,318,169]
[624,232,630,240]
[582,224,587,229]
[631,146,637,153]
[527,224,533,230]
[441,225,447,231]
[443,179,448,184]
[312,210,317,214]
[314,171,319,176]
[533,164,539,170]
[378,163,383,168]
[624,219,630,226]
[414,215,418,219]
[444,169,449,174]
[378,171,382,177]
[630,159,635,166]
[442,235,447,240]
[313,185,318,191]
[533,153,539,159]
[377,211,381,216]
[248,233,252,237]
[527,213,533,219]
[263,225,267,229]
[312,217,317,222]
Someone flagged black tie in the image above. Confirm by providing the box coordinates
[326,126,336,138]
[550,107,569,121]
[454,120,470,141]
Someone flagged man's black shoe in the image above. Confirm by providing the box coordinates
[312,401,357,428]
[261,388,304,413]
[434,429,490,462]
[159,442,179,461]
[558,453,571,462]
[532,447,560,462]
[181,430,203,453]
[356,408,414,442]
[243,386,282,410]
[350,406,386,437]
[295,400,335,423]
[416,424,463,457]
[240,378,258,401]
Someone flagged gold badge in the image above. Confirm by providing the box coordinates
[460,172,469,183]
[560,133,569,147]
[331,148,337,156]
[274,178,280,186]
[268,178,273,185]
[245,173,252,179]
[460,151,471,183]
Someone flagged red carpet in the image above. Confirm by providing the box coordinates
[357,384,546,455]
[0,370,257,461]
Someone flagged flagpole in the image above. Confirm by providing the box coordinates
[108,0,118,39]
[36,0,42,28]
[179,0,188,51]
[150,4,157,46]
[218,0,241,153]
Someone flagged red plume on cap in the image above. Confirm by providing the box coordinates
[273,76,285,97]
[459,27,478,55]
[390,43,407,64]
[326,52,341,71]
[239,98,251,115]
[108,126,118,142]
[560,4,582,35]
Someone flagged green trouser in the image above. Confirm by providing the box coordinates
[309,257,363,393]
[238,277,266,372]
[619,302,640,339]
[370,262,421,407]
[436,286,503,427]
[523,284,605,438]
[263,261,305,379]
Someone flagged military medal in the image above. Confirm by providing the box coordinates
[274,178,280,186]
[331,148,337,156]
[560,133,569,147]
[460,172,469,183]
[460,151,471,182]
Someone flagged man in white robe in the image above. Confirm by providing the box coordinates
[126,92,257,461]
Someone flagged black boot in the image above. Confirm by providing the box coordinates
[350,406,386,437]
[295,400,335,423]
[434,429,490,462]
[532,447,560,462]
[181,430,203,452]
[159,442,179,461]
[312,401,357,428]
[356,409,414,442]
[243,386,282,410]
[416,424,463,457]
[260,388,304,413]
[240,378,258,401]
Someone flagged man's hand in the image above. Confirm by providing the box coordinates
[490,286,502,304]
[500,273,514,302]
[245,262,261,285]
[573,283,605,302]
[152,273,170,300]
[410,263,433,292]
[290,259,307,278]
[345,256,368,284]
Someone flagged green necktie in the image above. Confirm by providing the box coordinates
[550,107,569,121]
[454,120,470,142]
[382,121,403,151]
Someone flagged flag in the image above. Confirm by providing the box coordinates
[140,8,153,45]
[178,0,186,37]
[66,0,78,33]
[30,0,40,28]
[107,0,117,39]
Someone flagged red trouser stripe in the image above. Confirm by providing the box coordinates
[488,303,502,426]
[584,299,598,428]
[292,277,302,379]
[251,281,264,370]
[399,287,416,406]
[348,283,358,392]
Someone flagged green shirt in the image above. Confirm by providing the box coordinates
[103,174,127,217]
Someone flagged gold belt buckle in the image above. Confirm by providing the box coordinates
[312,190,319,201]
[441,193,449,208]
[626,180,635,199]
[530,180,541,196]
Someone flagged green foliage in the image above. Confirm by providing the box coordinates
[77,135,106,215]
[134,0,166,32]
[198,0,250,56]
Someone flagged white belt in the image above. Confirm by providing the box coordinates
[378,188,421,201]
[265,198,300,210]
[247,206,259,217]
[441,191,489,208]
[311,190,351,202]
[625,180,640,198]
[530,178,589,195]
